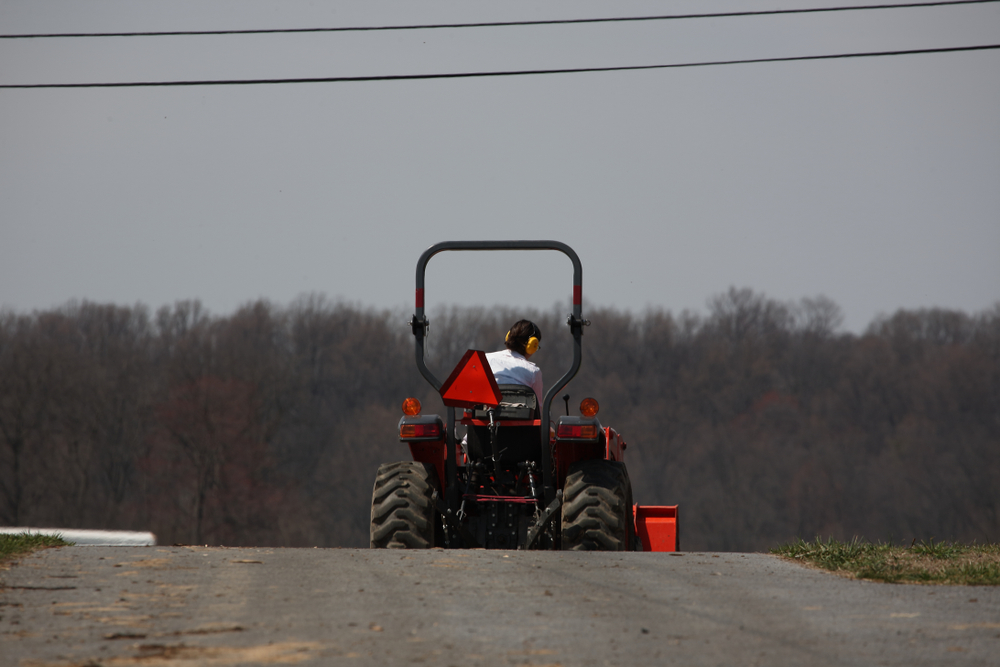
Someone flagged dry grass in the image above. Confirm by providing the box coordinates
[771,537,1000,585]
[0,532,71,566]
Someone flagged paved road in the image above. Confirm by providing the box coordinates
[2,546,998,666]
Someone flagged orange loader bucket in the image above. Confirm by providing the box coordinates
[634,505,679,552]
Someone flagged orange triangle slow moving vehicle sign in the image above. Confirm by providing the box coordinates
[439,350,502,409]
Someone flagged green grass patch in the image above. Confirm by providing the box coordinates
[0,532,72,565]
[771,537,1000,585]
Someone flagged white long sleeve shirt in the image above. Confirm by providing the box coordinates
[485,349,543,403]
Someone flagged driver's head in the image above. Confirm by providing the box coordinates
[505,320,541,357]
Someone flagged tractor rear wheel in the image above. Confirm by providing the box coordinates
[561,460,634,551]
[370,461,439,549]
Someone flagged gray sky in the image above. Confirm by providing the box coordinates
[2,0,998,332]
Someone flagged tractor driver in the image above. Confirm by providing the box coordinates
[486,319,543,404]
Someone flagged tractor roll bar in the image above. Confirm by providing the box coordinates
[410,240,586,507]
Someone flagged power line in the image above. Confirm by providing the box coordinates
[2,43,997,89]
[1,0,997,39]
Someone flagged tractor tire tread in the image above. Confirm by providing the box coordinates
[561,459,633,551]
[370,461,438,549]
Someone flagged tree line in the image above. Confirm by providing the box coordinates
[1,290,996,551]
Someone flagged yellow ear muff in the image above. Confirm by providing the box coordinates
[525,336,539,355]
[505,330,511,343]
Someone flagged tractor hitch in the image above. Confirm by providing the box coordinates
[521,490,562,551]
[431,488,481,549]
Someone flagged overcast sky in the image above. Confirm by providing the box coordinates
[1,0,998,332]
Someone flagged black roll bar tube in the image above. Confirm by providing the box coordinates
[410,240,586,507]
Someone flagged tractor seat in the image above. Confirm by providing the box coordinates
[466,384,541,463]
[473,384,538,420]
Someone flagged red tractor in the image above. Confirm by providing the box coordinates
[370,241,677,551]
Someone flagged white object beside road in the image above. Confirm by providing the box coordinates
[0,527,156,546]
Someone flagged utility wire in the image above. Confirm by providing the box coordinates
[2,43,997,89]
[1,0,997,39]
